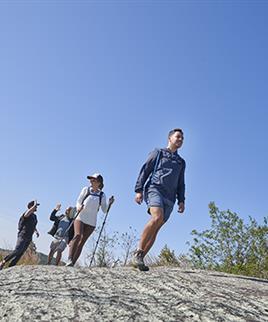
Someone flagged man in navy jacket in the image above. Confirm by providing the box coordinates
[133,128,186,271]
[0,200,39,270]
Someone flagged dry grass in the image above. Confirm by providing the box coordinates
[0,242,39,269]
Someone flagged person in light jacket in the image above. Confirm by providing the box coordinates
[65,173,114,267]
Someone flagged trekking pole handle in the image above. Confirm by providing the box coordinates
[107,195,114,212]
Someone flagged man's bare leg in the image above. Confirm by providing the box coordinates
[55,251,62,266]
[138,207,164,256]
[143,224,163,256]
[47,249,55,265]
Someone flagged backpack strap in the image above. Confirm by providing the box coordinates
[153,149,161,175]
[82,188,104,210]
[99,191,104,209]
[150,149,161,184]
[80,187,91,206]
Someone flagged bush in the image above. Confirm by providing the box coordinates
[158,244,179,266]
[143,245,192,269]
[85,226,119,267]
[119,226,138,266]
[18,241,39,266]
[0,242,39,269]
[188,202,268,278]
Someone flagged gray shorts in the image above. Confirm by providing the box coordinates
[50,238,67,253]
[145,190,174,222]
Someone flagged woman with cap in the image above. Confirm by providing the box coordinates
[0,200,40,270]
[66,173,114,267]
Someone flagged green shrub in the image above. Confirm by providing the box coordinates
[188,202,268,278]
[18,242,39,266]
[158,244,179,266]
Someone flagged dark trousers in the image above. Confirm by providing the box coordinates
[4,237,32,267]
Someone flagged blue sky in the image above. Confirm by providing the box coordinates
[0,1,267,263]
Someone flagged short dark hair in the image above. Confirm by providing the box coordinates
[168,128,184,138]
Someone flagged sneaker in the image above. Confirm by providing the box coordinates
[65,259,74,267]
[132,250,149,272]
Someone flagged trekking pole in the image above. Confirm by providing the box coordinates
[89,197,114,267]
[62,206,82,235]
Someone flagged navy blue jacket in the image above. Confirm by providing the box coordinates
[135,148,186,204]
[18,213,38,240]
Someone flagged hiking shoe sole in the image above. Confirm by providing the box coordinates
[137,264,149,272]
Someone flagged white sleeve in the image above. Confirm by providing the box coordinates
[100,192,108,213]
[76,187,88,208]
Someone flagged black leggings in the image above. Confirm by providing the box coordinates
[4,237,31,267]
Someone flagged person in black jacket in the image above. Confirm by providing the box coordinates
[47,204,75,265]
[0,200,40,270]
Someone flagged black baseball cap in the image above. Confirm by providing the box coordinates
[27,200,40,209]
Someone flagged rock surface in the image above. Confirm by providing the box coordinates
[0,265,267,321]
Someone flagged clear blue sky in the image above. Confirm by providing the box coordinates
[0,1,267,262]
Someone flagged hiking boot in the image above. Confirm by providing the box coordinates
[65,259,74,267]
[132,250,149,272]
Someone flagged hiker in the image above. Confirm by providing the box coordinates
[0,200,40,270]
[47,204,76,265]
[133,128,186,271]
[65,173,115,267]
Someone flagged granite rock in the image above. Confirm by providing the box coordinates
[0,266,267,321]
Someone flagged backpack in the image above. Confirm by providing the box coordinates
[47,214,64,236]
[84,187,104,210]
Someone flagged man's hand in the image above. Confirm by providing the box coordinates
[55,204,61,211]
[135,192,143,205]
[178,202,185,213]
